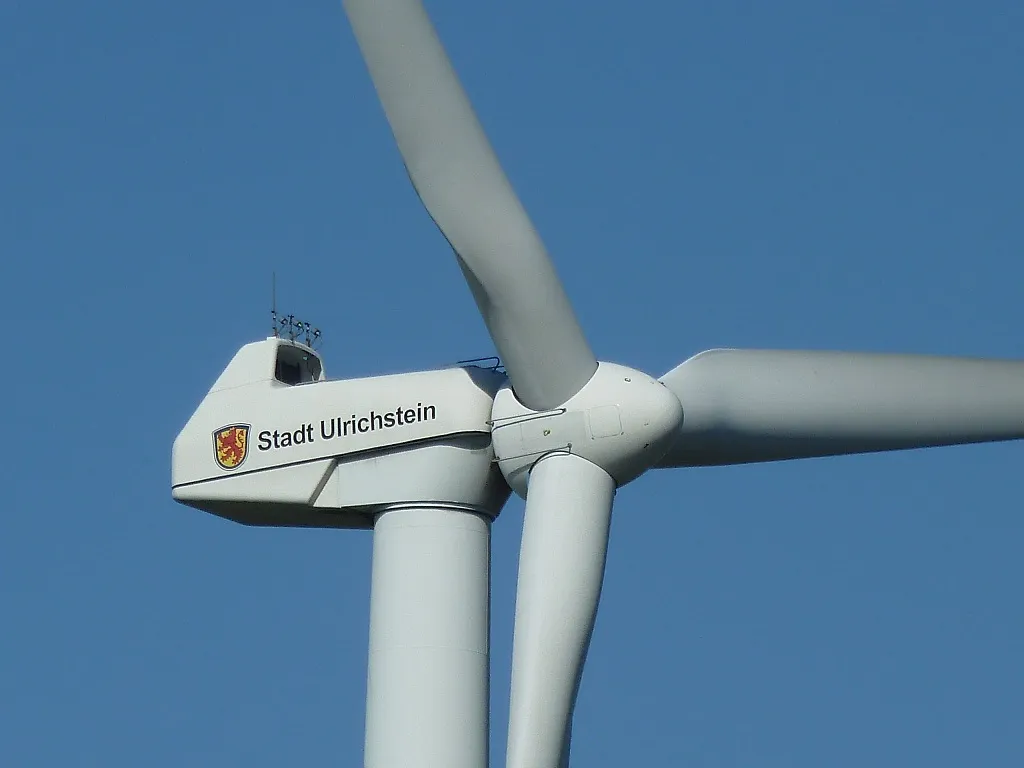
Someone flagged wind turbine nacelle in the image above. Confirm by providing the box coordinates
[171,338,511,528]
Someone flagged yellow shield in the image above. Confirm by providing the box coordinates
[213,424,250,470]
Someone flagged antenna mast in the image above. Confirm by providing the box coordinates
[271,272,278,337]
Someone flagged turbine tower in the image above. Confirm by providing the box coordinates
[171,2,1024,766]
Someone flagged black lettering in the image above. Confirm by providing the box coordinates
[258,430,272,450]
[272,430,282,448]
[297,403,440,445]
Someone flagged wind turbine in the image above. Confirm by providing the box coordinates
[171,1,1024,766]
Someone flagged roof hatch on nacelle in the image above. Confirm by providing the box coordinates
[275,342,322,385]
[207,337,325,394]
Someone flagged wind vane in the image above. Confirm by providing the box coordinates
[271,272,322,348]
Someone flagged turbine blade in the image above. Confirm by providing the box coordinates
[507,453,615,768]
[342,0,597,410]
[658,349,1024,467]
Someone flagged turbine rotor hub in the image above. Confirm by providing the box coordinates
[490,362,683,497]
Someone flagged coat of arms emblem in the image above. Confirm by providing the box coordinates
[213,424,250,470]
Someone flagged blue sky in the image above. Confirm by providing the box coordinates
[2,1,1023,765]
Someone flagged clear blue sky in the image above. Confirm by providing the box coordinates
[2,1,1023,765]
